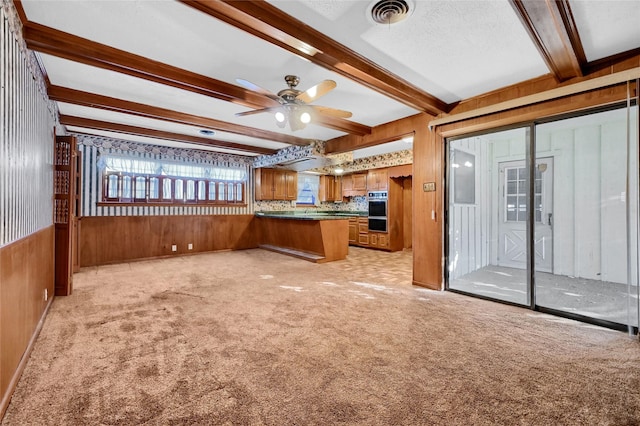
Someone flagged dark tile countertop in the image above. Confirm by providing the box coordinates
[255,211,367,220]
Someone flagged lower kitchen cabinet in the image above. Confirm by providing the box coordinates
[348,216,390,250]
[369,232,389,249]
[348,218,357,244]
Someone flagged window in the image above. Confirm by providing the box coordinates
[100,155,247,205]
[296,173,319,205]
[452,149,475,204]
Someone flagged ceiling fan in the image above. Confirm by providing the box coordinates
[235,75,353,131]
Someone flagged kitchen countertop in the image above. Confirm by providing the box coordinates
[255,211,367,220]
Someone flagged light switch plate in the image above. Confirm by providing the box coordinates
[423,182,436,192]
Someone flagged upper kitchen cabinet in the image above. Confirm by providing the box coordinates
[342,173,367,197]
[319,175,342,202]
[367,168,388,190]
[255,168,297,201]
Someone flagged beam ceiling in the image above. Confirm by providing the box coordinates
[179,0,451,116]
[48,86,312,146]
[58,115,277,155]
[21,22,369,136]
[510,0,587,81]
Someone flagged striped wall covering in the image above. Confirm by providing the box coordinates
[76,136,255,217]
[0,4,55,247]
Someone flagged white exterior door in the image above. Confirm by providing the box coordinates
[498,158,553,272]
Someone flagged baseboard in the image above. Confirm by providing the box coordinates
[0,296,54,420]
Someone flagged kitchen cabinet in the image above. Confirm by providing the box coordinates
[357,217,369,246]
[319,175,342,202]
[342,173,367,197]
[353,173,367,191]
[348,218,357,244]
[255,168,297,201]
[369,232,389,249]
[367,168,388,190]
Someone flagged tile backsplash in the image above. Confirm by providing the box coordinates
[255,196,367,212]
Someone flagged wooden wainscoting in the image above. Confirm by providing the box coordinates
[79,215,258,267]
[0,226,55,418]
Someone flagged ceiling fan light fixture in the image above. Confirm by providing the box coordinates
[275,111,286,123]
[300,111,311,124]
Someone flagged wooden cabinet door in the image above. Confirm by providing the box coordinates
[348,222,357,244]
[342,174,353,196]
[367,168,388,190]
[273,170,287,200]
[333,176,342,201]
[285,171,297,200]
[358,232,369,245]
[378,233,389,248]
[377,169,388,190]
[369,233,378,247]
[353,173,367,191]
[255,168,274,200]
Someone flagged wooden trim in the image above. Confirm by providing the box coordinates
[428,67,640,129]
[48,86,313,146]
[59,115,278,155]
[509,0,584,81]
[180,0,450,115]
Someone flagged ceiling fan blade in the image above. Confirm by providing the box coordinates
[235,107,280,117]
[296,80,336,104]
[310,105,353,119]
[235,78,282,103]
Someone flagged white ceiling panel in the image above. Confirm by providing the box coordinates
[268,0,549,102]
[569,0,640,62]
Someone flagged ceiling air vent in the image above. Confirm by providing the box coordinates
[370,0,411,25]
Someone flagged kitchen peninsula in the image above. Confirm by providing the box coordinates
[255,212,357,263]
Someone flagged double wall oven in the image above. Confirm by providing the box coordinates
[368,191,387,232]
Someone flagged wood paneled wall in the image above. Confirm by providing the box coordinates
[79,215,258,266]
[0,226,55,417]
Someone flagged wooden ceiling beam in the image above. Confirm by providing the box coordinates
[48,86,312,146]
[510,0,587,81]
[180,0,450,115]
[58,115,278,155]
[23,22,370,137]
[22,22,275,109]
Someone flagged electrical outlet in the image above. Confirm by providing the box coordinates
[171,244,177,252]
[188,243,193,250]
[44,288,48,301]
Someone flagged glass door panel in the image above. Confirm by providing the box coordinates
[534,107,639,328]
[448,127,530,305]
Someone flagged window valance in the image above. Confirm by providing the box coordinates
[98,154,247,181]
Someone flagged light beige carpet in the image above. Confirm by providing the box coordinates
[3,247,640,425]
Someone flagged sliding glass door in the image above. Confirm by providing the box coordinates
[447,105,639,331]
[447,127,531,306]
[534,107,639,328]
